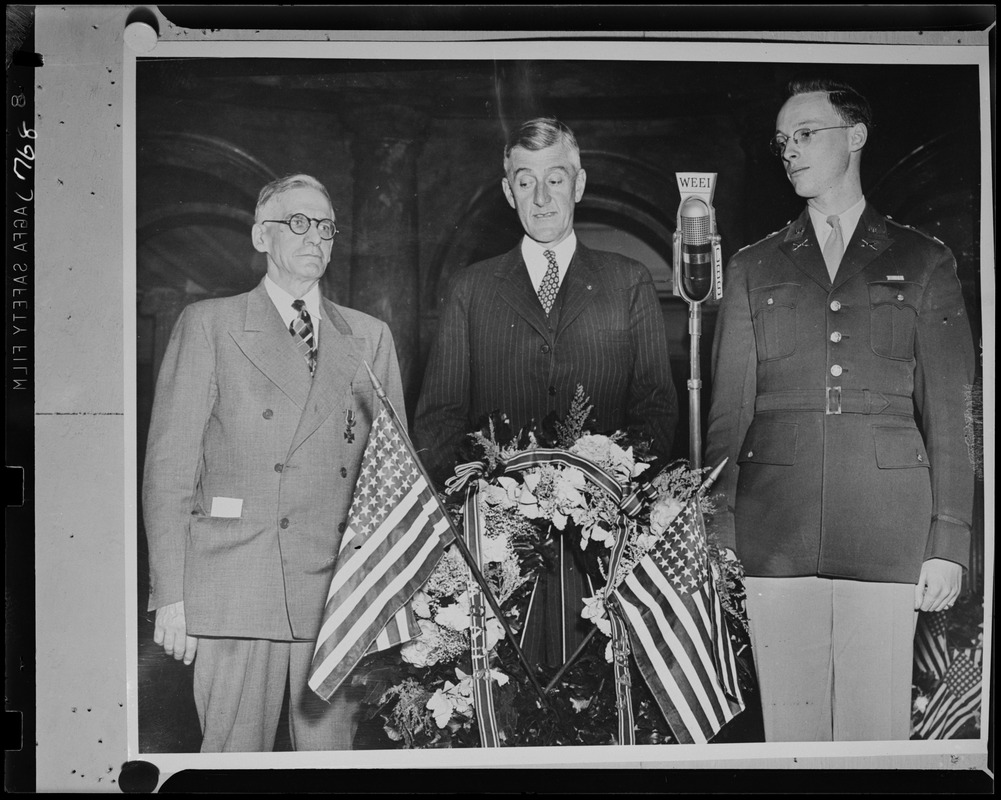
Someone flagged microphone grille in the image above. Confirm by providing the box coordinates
[680,198,710,246]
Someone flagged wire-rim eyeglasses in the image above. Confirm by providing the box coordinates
[769,125,854,158]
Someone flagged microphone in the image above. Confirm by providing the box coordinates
[672,173,723,304]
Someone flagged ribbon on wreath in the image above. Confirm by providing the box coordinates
[447,450,653,747]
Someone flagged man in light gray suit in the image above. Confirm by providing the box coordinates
[143,173,404,752]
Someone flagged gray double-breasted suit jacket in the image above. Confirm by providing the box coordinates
[143,278,404,641]
[705,204,975,583]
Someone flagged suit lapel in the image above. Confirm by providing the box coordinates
[231,281,313,409]
[495,245,552,340]
[831,204,894,290]
[778,208,831,292]
[556,243,600,334]
[288,298,365,456]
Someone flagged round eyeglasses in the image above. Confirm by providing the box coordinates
[769,125,854,158]
[262,213,338,240]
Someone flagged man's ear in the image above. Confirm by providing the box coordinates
[501,176,516,210]
[849,123,868,153]
[251,222,269,254]
[573,168,587,203]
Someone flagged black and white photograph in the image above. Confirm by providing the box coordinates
[13,5,994,793]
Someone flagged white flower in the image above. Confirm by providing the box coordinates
[484,615,506,649]
[570,696,593,713]
[516,473,544,519]
[481,532,511,564]
[581,594,612,637]
[427,685,458,728]
[571,434,613,467]
[399,619,440,667]
[481,481,515,510]
[434,592,472,631]
[585,521,616,549]
[650,495,684,536]
[410,591,431,619]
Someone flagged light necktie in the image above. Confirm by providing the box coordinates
[538,250,561,315]
[290,299,317,376]
[823,214,844,280]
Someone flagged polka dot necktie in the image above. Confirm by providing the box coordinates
[538,249,561,315]
[290,299,317,376]
[823,214,844,280]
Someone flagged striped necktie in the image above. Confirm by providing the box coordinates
[823,214,844,280]
[538,249,561,315]
[290,299,317,376]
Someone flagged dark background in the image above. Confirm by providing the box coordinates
[134,54,986,753]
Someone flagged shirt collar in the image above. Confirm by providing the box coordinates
[809,196,867,249]
[520,232,577,289]
[265,275,323,330]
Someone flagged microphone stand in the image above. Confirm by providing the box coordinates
[686,300,704,471]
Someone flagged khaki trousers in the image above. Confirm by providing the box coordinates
[744,576,917,742]
[193,637,361,752]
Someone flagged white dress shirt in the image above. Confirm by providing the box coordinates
[264,276,322,346]
[521,232,578,296]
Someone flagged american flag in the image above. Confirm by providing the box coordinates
[609,500,744,744]
[308,407,453,702]
[913,649,982,740]
[914,610,950,680]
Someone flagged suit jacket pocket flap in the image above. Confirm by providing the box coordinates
[738,421,798,465]
[873,425,930,469]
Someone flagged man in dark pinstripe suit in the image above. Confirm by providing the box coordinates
[414,118,679,667]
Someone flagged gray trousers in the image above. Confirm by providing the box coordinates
[745,576,917,742]
[193,637,361,752]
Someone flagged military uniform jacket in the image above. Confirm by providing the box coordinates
[414,241,679,485]
[704,204,974,583]
[143,278,404,640]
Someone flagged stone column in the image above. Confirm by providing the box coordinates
[345,106,429,420]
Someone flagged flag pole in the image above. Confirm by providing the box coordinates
[364,363,550,707]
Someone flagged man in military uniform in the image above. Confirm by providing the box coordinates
[705,79,975,741]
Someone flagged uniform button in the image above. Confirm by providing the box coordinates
[766,297,774,305]
[917,454,925,462]
[274,463,284,473]
[280,517,289,529]
[338,522,346,534]
[830,364,843,377]
[897,293,905,301]
[541,344,552,354]
[746,450,754,458]
[548,385,557,396]
[830,331,842,343]
[340,467,348,478]
[830,300,842,312]
[262,409,273,419]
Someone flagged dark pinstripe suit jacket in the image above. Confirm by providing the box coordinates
[414,240,679,486]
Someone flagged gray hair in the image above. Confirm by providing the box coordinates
[255,173,332,221]
[503,117,581,172]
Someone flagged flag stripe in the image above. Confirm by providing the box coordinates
[308,408,453,701]
[631,562,733,723]
[309,516,449,695]
[317,487,441,641]
[613,588,713,743]
[608,501,743,745]
[324,480,432,600]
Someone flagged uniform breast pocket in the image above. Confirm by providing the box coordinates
[868,281,921,361]
[749,283,799,362]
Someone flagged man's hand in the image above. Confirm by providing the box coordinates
[914,558,963,612]
[153,601,198,665]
